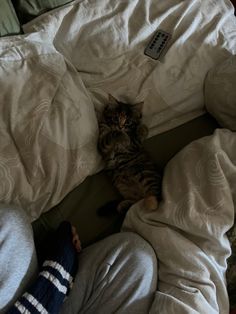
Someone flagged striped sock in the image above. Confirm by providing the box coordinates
[8,221,78,314]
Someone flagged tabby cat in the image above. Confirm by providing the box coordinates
[97,94,162,214]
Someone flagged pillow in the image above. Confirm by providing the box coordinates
[0,0,21,36]
[13,0,74,23]
[205,56,236,131]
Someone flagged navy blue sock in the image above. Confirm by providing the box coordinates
[8,221,78,314]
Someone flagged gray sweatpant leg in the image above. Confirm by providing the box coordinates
[61,232,158,314]
[0,204,38,312]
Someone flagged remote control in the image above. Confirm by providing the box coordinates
[144,30,171,60]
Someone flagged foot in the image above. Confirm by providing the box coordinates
[71,225,82,253]
[8,221,79,314]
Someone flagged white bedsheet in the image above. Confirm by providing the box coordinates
[122,129,236,314]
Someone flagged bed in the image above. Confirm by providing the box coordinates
[0,0,235,312]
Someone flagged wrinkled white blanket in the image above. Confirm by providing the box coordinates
[0,38,102,220]
[23,0,236,136]
[1,0,236,220]
[122,129,236,314]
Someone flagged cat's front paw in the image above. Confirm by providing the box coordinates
[137,124,149,142]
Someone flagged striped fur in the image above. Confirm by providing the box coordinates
[98,95,162,213]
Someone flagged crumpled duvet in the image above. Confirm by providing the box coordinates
[0,37,101,220]
[122,129,236,314]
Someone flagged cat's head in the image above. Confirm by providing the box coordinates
[102,94,144,131]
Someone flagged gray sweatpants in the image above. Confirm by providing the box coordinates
[0,205,38,312]
[0,205,157,313]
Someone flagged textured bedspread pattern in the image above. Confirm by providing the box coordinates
[0,39,102,220]
[24,0,236,136]
[122,129,236,314]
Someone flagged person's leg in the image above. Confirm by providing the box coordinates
[61,232,158,314]
[8,221,80,314]
[0,204,38,312]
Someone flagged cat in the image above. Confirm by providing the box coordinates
[97,94,162,214]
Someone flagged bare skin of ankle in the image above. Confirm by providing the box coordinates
[71,226,82,253]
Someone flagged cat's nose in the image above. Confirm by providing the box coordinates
[119,115,126,128]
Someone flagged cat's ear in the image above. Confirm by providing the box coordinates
[132,101,144,118]
[108,94,119,106]
[132,101,144,112]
